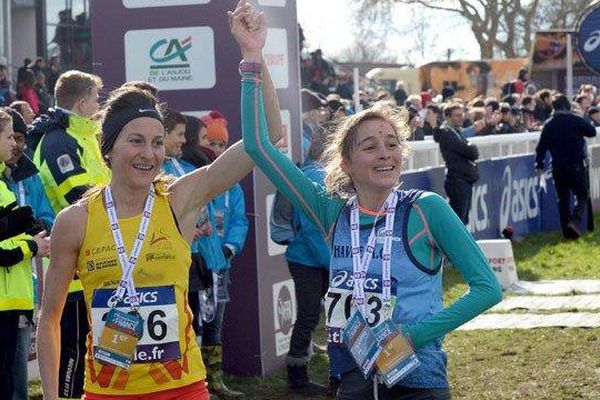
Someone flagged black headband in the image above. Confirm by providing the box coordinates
[101,105,164,156]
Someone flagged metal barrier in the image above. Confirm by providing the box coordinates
[406,128,600,172]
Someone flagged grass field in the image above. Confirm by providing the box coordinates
[29,215,600,399]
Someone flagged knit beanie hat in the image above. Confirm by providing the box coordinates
[202,110,229,143]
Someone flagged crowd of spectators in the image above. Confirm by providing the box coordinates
[0,55,61,117]
[299,49,600,143]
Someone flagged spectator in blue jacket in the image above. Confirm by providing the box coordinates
[179,114,239,398]
[204,110,249,266]
[285,125,331,396]
[201,111,248,399]
[2,108,55,229]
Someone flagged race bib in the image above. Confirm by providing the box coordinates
[326,270,397,344]
[91,285,181,363]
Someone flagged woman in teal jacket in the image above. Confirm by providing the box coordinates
[238,5,501,399]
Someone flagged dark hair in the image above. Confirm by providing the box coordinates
[407,106,418,122]
[521,96,533,107]
[163,109,186,134]
[535,89,552,102]
[501,94,518,106]
[484,98,500,112]
[120,81,159,97]
[427,103,441,114]
[518,67,528,80]
[98,87,164,160]
[551,94,571,111]
[21,69,35,87]
[181,115,210,168]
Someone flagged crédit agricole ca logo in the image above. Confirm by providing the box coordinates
[149,37,192,68]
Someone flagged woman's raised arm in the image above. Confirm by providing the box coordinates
[170,1,281,220]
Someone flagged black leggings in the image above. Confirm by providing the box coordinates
[59,298,88,399]
[337,369,451,400]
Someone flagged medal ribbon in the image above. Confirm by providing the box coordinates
[350,191,398,318]
[104,185,156,309]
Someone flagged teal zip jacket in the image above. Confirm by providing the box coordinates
[240,72,502,350]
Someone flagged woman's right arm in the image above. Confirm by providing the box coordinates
[38,205,84,399]
[241,73,341,239]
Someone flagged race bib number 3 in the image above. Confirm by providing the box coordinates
[326,270,397,344]
[91,286,181,363]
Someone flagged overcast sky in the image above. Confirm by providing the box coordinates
[296,0,480,66]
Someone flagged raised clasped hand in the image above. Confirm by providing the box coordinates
[228,0,267,60]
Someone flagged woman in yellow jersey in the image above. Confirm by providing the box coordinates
[37,3,279,399]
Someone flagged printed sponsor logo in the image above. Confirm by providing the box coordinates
[583,30,600,53]
[86,259,118,272]
[125,27,215,91]
[468,183,489,234]
[273,280,297,356]
[332,245,399,261]
[145,252,175,262]
[57,154,75,174]
[85,244,117,257]
[330,270,388,292]
[498,166,539,230]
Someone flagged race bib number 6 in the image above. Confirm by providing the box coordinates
[91,285,182,363]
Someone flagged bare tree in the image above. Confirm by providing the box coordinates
[535,0,594,30]
[399,6,442,64]
[354,0,597,59]
[336,1,399,63]
[337,41,397,63]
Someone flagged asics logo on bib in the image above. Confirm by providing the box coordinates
[331,270,396,291]
[119,291,159,305]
